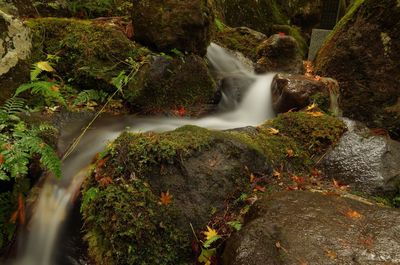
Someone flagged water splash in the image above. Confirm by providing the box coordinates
[10,43,275,265]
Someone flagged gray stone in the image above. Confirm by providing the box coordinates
[308,28,331,61]
[223,191,400,265]
[321,118,400,195]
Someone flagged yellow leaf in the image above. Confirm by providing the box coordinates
[346,210,362,219]
[306,103,317,111]
[37,61,55,72]
[160,191,172,205]
[203,226,218,240]
[249,173,255,183]
[307,111,324,117]
[272,169,281,178]
[286,149,294,157]
[267,127,279,135]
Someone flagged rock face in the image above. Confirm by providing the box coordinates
[132,0,214,56]
[321,118,400,196]
[315,0,400,139]
[127,54,216,114]
[271,73,328,113]
[256,34,304,74]
[0,10,31,103]
[223,191,400,265]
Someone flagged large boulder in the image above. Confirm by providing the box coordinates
[255,34,304,74]
[321,118,400,196]
[132,0,214,56]
[315,0,400,139]
[223,191,400,265]
[126,54,217,114]
[81,112,346,265]
[271,74,337,113]
[0,10,31,103]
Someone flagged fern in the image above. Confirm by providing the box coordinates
[73,89,108,106]
[15,81,66,107]
[0,98,61,180]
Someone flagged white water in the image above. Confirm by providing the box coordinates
[10,43,275,265]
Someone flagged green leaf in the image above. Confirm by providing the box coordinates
[81,187,99,212]
[227,220,242,231]
[198,248,216,263]
[203,235,221,248]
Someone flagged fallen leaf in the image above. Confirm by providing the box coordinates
[314,75,321,81]
[50,85,60,92]
[249,173,255,183]
[203,226,219,241]
[177,106,186,117]
[310,168,320,177]
[125,20,134,39]
[306,103,317,111]
[253,185,266,192]
[278,32,286,37]
[37,61,55,72]
[267,127,280,135]
[325,249,337,260]
[307,111,324,117]
[160,190,172,205]
[272,169,281,178]
[291,175,305,184]
[286,149,294,157]
[10,193,25,225]
[345,210,362,219]
[98,177,113,187]
[332,179,349,190]
[0,154,4,165]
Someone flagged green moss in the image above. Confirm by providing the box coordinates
[82,112,346,264]
[26,17,150,92]
[266,112,346,157]
[81,179,190,265]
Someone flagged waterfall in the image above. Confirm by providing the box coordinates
[8,43,275,265]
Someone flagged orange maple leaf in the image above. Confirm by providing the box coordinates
[345,210,362,219]
[160,191,172,205]
[286,149,294,157]
[98,177,113,187]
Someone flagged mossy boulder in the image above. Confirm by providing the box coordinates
[315,0,400,139]
[26,17,149,94]
[213,26,267,62]
[81,112,346,264]
[132,0,214,56]
[126,54,217,114]
[255,34,304,74]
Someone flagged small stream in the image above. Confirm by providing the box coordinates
[8,43,276,265]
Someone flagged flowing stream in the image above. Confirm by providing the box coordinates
[9,43,275,265]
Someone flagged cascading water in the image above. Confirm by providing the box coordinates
[8,43,275,265]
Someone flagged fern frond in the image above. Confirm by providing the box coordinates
[30,64,43,81]
[73,89,108,106]
[15,81,66,106]
[0,97,26,115]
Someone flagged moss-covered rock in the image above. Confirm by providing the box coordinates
[26,17,149,93]
[126,54,216,114]
[213,26,267,62]
[81,112,346,264]
[132,0,214,56]
[315,0,400,139]
[255,34,304,74]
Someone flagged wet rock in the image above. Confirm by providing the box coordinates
[315,0,400,139]
[223,191,400,265]
[271,73,328,113]
[321,118,400,196]
[216,74,255,111]
[132,0,214,56]
[127,54,217,114]
[0,9,31,103]
[214,26,267,62]
[255,34,304,74]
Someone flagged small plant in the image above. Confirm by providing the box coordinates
[14,59,66,108]
[0,97,61,180]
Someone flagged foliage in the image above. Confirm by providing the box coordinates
[0,98,61,180]
[0,192,16,251]
[73,90,108,106]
